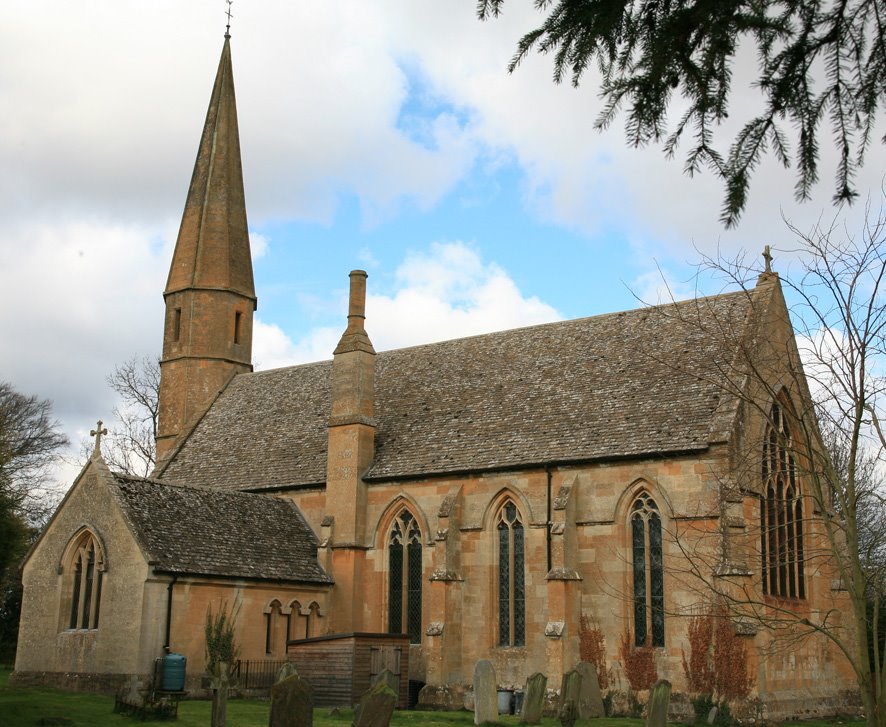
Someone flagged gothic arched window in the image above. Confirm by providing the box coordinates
[631,492,664,647]
[497,500,525,647]
[761,401,806,599]
[388,509,422,644]
[67,531,104,630]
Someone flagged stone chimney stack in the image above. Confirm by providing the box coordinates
[324,270,376,633]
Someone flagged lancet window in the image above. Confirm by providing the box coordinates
[497,500,525,647]
[760,401,806,599]
[388,509,422,644]
[631,492,664,647]
[67,531,103,630]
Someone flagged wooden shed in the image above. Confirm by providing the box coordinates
[286,632,410,708]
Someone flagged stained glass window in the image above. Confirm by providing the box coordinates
[497,500,525,647]
[67,532,103,630]
[631,493,664,647]
[761,401,805,599]
[388,510,422,643]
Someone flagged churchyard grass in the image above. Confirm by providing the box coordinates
[0,668,868,727]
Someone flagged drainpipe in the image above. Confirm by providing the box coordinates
[164,575,177,653]
[546,466,553,573]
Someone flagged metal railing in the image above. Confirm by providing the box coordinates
[232,659,289,692]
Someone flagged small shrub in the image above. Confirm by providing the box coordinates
[619,627,657,691]
[579,613,609,690]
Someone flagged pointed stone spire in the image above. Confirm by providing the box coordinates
[156,36,256,461]
[164,35,255,299]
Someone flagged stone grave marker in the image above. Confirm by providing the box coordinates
[353,680,397,727]
[558,669,582,727]
[574,661,604,719]
[473,660,498,725]
[276,662,299,683]
[520,672,547,724]
[371,668,400,698]
[645,679,672,727]
[707,706,719,725]
[269,672,314,727]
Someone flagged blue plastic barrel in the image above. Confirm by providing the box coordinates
[161,653,187,691]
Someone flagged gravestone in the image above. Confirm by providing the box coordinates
[276,662,299,683]
[269,672,314,727]
[558,669,583,727]
[473,660,499,725]
[353,680,397,727]
[707,706,719,725]
[645,680,672,727]
[574,661,604,719]
[371,668,400,697]
[520,672,547,724]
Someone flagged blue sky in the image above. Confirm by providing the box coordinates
[1,1,882,487]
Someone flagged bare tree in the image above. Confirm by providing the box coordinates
[0,382,68,523]
[83,356,159,477]
[659,196,886,727]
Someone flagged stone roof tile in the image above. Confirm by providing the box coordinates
[162,291,751,490]
[110,475,331,583]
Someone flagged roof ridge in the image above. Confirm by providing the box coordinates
[246,288,750,375]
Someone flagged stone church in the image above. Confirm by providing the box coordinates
[13,35,857,716]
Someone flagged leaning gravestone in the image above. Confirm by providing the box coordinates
[574,661,604,719]
[353,680,397,727]
[269,672,314,727]
[520,672,547,724]
[559,669,584,727]
[372,668,400,699]
[473,660,499,725]
[645,679,672,727]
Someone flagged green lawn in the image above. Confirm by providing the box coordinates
[0,668,868,727]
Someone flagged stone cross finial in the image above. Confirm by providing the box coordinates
[225,0,234,36]
[763,245,773,273]
[90,420,108,457]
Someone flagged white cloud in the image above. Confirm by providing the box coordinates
[249,232,269,259]
[253,241,562,368]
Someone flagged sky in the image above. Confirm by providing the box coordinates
[2,1,884,490]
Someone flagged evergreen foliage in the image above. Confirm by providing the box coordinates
[477,0,886,226]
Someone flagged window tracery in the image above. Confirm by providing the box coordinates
[631,492,664,647]
[497,500,525,647]
[760,401,805,599]
[67,531,103,630]
[388,509,422,644]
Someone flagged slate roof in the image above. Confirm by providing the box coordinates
[110,474,331,583]
[161,290,754,491]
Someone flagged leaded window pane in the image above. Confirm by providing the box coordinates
[81,548,94,629]
[513,521,525,646]
[407,540,422,644]
[649,514,664,647]
[632,514,647,647]
[498,519,510,645]
[388,541,403,634]
[70,554,82,629]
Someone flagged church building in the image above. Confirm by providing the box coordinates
[13,34,858,717]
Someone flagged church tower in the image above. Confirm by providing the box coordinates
[156,34,256,461]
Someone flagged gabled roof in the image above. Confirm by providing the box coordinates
[160,289,756,492]
[109,474,331,583]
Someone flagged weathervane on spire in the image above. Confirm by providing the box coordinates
[225,0,234,37]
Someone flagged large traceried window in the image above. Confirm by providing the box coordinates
[761,401,806,599]
[67,531,104,630]
[388,509,422,644]
[631,492,664,647]
[497,500,525,647]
